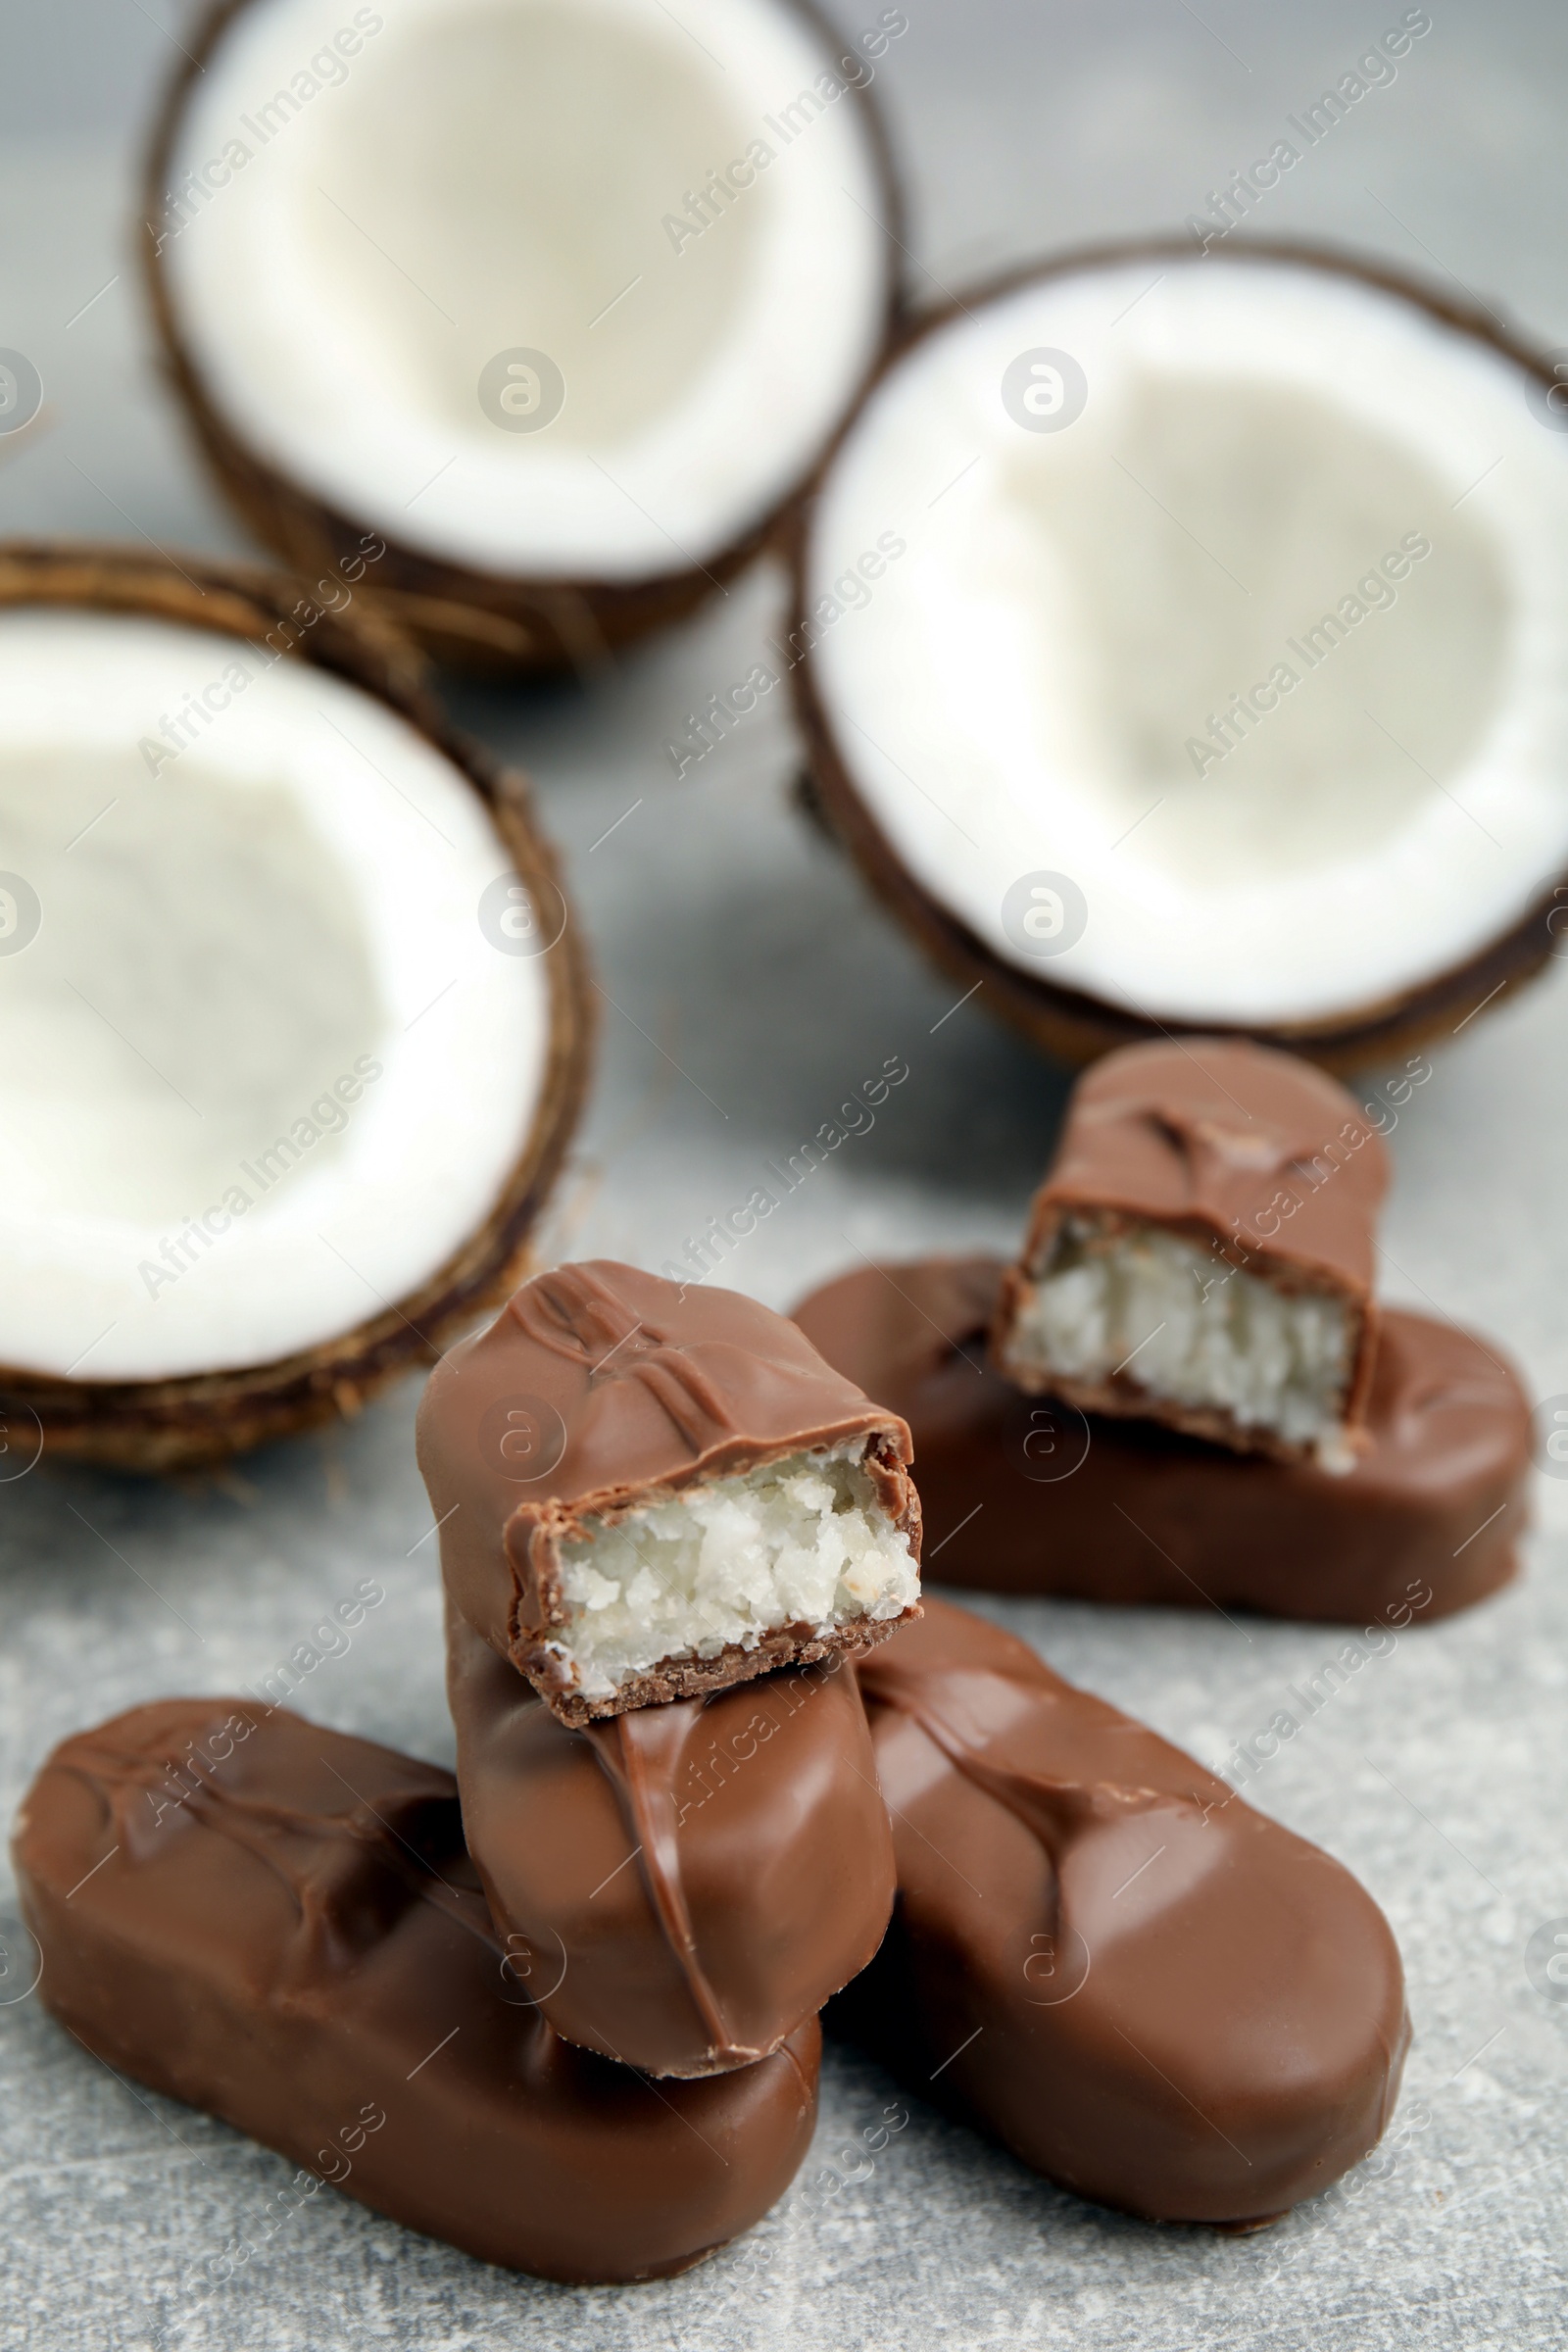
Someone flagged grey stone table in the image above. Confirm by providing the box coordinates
[3,3,1567,2345]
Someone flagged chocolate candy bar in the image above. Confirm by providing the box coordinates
[795,1254,1527,1624]
[13,1699,820,2283]
[417,1260,921,1725]
[447,1606,895,2077]
[828,1599,1410,2226]
[992,1040,1391,1463]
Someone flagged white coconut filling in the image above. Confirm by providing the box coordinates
[0,611,550,1382]
[547,1440,917,1699]
[162,0,889,578]
[807,254,1568,1023]
[1007,1220,1351,1452]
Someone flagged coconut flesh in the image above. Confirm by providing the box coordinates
[804,253,1568,1029]
[157,0,891,583]
[0,609,551,1383]
[550,1439,918,1703]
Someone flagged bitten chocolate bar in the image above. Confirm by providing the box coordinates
[447,1607,894,2078]
[417,1261,921,1725]
[828,1600,1409,2227]
[992,1039,1391,1463]
[14,1699,819,2285]
[794,1255,1529,1624]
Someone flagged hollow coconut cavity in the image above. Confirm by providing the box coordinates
[547,1440,918,1704]
[1004,1218,1353,1460]
[797,245,1568,1060]
[0,554,587,1464]
[149,0,898,667]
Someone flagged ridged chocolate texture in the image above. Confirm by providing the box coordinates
[793,1256,1530,1625]
[447,1608,895,2078]
[13,1699,820,2284]
[417,1260,920,1724]
[993,1039,1392,1458]
[827,1600,1410,2226]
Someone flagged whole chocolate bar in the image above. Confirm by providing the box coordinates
[448,1606,895,2077]
[992,1040,1392,1463]
[417,1260,921,1725]
[14,1699,820,2284]
[827,1599,1410,2226]
[794,1255,1527,1623]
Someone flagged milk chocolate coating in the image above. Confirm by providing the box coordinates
[417,1260,920,1724]
[13,1699,820,2284]
[447,1606,895,2078]
[794,1255,1528,1624]
[827,1599,1410,2226]
[993,1039,1392,1458]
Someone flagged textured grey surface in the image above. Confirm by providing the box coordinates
[3,2,1568,2347]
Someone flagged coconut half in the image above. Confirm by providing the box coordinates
[793,240,1568,1068]
[144,0,902,673]
[0,544,590,1469]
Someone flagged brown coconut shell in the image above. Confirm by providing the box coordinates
[790,235,1568,1074]
[0,541,593,1470]
[141,0,905,678]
